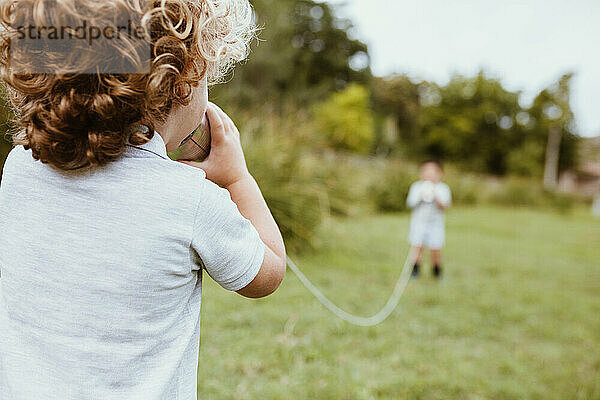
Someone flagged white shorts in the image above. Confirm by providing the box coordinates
[408,220,445,249]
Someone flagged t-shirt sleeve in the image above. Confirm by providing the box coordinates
[190,179,266,292]
[436,183,452,207]
[406,182,422,209]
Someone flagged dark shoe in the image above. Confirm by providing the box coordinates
[411,263,420,278]
[433,265,442,279]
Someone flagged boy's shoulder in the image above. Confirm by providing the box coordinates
[4,145,28,164]
[142,158,230,208]
[164,161,236,215]
[438,181,451,190]
[1,145,33,181]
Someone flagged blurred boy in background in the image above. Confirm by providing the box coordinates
[406,160,452,279]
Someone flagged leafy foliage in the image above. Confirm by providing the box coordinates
[373,71,580,176]
[370,74,422,155]
[210,0,371,108]
[240,110,324,253]
[370,161,416,213]
[419,72,522,174]
[313,83,375,153]
[526,73,578,172]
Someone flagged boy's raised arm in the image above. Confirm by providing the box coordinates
[406,182,422,209]
[434,183,452,210]
[226,175,286,298]
[180,103,286,298]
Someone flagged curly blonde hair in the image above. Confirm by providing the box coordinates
[0,0,255,171]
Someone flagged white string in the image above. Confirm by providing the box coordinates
[285,247,415,327]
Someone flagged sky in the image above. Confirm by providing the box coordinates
[326,0,600,137]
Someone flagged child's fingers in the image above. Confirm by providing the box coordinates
[205,103,226,145]
[210,103,239,137]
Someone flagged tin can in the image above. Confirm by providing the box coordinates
[172,114,211,161]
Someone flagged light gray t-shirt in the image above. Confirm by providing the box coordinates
[0,132,266,399]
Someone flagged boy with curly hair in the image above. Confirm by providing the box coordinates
[0,1,286,398]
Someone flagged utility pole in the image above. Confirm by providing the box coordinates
[543,124,562,190]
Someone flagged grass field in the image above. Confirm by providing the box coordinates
[197,206,600,400]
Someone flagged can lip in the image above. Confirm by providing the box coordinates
[178,113,210,147]
[178,131,195,147]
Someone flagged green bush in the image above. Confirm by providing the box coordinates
[302,154,361,217]
[313,83,375,154]
[443,172,482,206]
[242,113,324,253]
[506,141,545,177]
[486,177,575,213]
[488,178,540,207]
[371,161,416,213]
[543,190,575,214]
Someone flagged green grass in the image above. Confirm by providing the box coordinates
[197,206,600,400]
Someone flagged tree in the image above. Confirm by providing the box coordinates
[419,72,521,174]
[527,73,578,176]
[370,74,422,156]
[414,71,579,176]
[210,0,372,110]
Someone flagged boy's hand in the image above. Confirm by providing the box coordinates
[179,102,250,188]
[433,184,449,210]
[420,181,435,203]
